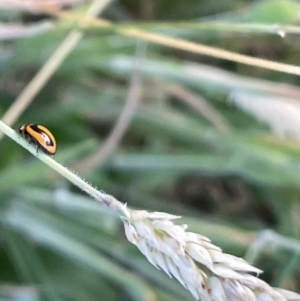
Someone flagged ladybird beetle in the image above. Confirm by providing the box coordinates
[18,124,56,156]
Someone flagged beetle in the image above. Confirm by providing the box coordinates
[18,124,56,156]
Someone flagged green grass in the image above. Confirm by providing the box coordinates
[0,0,300,300]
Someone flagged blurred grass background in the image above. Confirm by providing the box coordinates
[1,0,300,300]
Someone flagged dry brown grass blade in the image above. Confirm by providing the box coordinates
[39,8,300,76]
[73,42,145,172]
[0,0,112,140]
[168,85,231,133]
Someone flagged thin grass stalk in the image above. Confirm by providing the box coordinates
[1,119,300,300]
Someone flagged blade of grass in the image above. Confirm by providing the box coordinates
[0,0,113,140]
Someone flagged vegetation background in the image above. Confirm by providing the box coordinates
[1,0,300,300]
